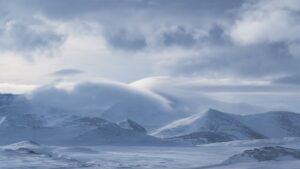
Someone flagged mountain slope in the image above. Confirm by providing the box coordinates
[241,111,300,138]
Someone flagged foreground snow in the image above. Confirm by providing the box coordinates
[1,138,300,169]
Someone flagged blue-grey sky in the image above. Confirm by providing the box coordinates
[0,0,300,110]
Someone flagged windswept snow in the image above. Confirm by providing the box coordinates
[0,116,6,125]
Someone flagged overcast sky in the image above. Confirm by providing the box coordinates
[0,0,300,110]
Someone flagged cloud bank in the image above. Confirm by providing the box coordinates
[0,0,299,110]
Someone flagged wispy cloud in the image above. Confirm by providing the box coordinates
[50,69,84,77]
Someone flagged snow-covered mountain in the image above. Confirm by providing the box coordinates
[0,91,175,146]
[0,103,171,146]
[152,109,264,139]
[26,80,271,130]
[61,116,170,146]
[153,109,300,144]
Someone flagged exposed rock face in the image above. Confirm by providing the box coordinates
[0,94,29,108]
[118,119,147,134]
[167,131,233,144]
[223,146,300,164]
[0,94,21,106]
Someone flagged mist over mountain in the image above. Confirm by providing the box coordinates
[0,80,299,147]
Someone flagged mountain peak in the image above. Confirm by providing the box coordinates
[202,108,232,119]
[206,108,224,114]
[153,108,265,140]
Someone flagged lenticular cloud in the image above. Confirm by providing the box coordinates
[28,81,175,126]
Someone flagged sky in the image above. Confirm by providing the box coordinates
[0,0,300,110]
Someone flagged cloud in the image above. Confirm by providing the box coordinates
[29,81,171,112]
[145,0,300,80]
[105,29,147,51]
[28,81,174,126]
[131,76,274,114]
[158,43,298,78]
[0,0,243,51]
[162,26,197,47]
[51,68,84,77]
[4,0,243,20]
[0,83,36,94]
[131,76,300,113]
[0,0,242,62]
[273,74,300,85]
[131,76,300,95]
[0,18,66,59]
[230,0,300,58]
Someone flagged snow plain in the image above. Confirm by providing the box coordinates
[1,138,300,169]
